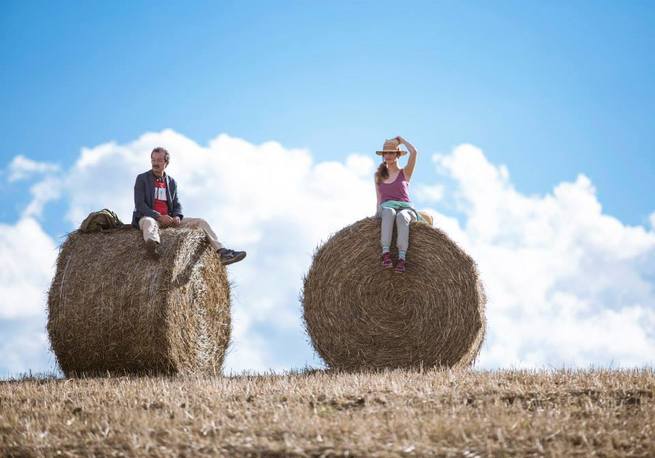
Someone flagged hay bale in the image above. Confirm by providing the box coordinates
[302,217,486,371]
[47,227,231,377]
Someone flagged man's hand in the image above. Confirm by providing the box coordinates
[172,216,181,226]
[158,214,174,227]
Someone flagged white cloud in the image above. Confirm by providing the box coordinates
[345,154,375,177]
[7,155,59,182]
[430,144,655,368]
[2,133,654,376]
[22,176,63,218]
[414,183,444,203]
[0,217,59,376]
[0,318,54,377]
[0,217,58,319]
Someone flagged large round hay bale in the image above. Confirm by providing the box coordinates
[47,227,231,377]
[302,217,486,371]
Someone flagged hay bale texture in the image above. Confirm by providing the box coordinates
[302,217,486,371]
[47,227,231,377]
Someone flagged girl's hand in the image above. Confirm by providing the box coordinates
[396,135,407,145]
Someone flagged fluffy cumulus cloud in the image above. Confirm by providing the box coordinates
[429,145,655,368]
[0,217,58,377]
[414,183,445,203]
[6,155,59,182]
[0,217,57,319]
[0,132,653,377]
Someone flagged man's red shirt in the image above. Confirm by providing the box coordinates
[153,175,169,216]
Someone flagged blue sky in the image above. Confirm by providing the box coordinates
[1,1,654,377]
[2,1,654,226]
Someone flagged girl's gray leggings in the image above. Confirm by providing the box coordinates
[379,207,416,252]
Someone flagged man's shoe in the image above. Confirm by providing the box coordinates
[145,239,161,258]
[218,248,247,265]
[382,252,393,269]
[394,259,406,273]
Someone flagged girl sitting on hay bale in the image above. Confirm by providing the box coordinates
[375,136,422,273]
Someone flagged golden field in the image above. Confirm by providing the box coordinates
[1,368,653,457]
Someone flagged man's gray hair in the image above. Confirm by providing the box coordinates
[151,147,170,163]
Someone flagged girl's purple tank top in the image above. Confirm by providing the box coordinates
[378,169,410,203]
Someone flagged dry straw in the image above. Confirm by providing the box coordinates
[302,217,486,371]
[47,227,231,377]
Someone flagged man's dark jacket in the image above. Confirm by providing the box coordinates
[131,170,183,227]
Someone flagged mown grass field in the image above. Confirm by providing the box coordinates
[1,368,653,457]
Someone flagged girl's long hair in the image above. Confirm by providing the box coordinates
[375,162,388,185]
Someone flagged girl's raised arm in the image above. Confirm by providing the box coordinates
[397,136,418,182]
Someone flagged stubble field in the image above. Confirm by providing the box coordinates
[1,368,653,457]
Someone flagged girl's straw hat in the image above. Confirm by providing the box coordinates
[376,138,407,156]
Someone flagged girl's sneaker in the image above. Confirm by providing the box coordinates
[382,252,393,269]
[394,259,406,273]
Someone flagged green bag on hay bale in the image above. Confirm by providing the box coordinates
[79,209,124,233]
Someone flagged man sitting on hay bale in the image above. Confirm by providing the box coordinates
[132,146,246,265]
